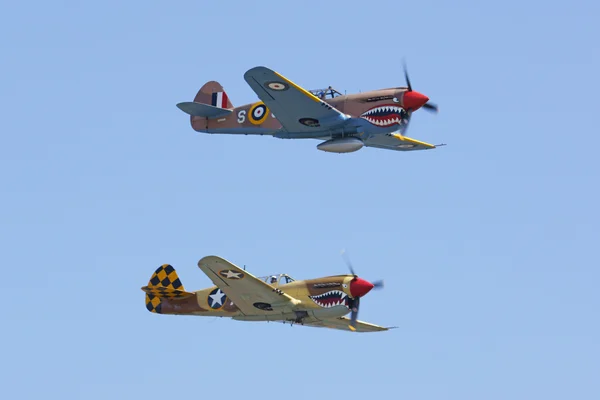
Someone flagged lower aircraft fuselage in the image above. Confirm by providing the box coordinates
[154,275,363,323]
[190,88,413,140]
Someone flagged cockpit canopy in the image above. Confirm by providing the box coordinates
[308,86,343,100]
[259,273,295,285]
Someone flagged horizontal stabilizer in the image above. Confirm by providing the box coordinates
[176,102,232,119]
[141,285,195,299]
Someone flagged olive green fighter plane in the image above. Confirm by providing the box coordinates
[142,255,395,332]
[177,64,442,153]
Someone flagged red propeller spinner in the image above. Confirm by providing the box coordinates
[349,278,375,298]
[401,60,438,113]
[340,249,385,331]
[402,91,430,111]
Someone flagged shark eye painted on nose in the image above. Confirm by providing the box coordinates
[393,97,399,103]
[342,284,347,288]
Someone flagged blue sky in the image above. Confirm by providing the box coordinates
[1,0,599,398]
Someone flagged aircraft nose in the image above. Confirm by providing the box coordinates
[402,91,429,111]
[350,278,375,298]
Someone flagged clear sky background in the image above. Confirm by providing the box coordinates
[1,1,598,398]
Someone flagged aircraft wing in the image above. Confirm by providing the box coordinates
[197,256,300,315]
[304,316,394,332]
[365,132,438,151]
[243,66,348,133]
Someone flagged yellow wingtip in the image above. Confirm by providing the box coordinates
[391,133,436,149]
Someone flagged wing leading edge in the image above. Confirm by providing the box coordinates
[365,133,438,152]
[243,66,348,133]
[304,316,395,332]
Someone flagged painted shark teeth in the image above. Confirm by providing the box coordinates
[309,290,349,308]
[362,106,402,116]
[360,104,406,127]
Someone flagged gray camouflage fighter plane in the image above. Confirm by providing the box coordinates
[177,64,443,153]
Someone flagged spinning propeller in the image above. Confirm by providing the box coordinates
[402,61,438,113]
[340,250,384,331]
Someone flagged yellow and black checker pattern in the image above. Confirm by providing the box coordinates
[146,294,162,313]
[148,264,183,290]
[142,286,191,298]
[144,264,186,313]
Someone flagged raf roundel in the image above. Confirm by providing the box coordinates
[264,81,289,91]
[249,102,269,125]
[299,117,320,127]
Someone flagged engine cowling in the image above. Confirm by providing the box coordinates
[316,137,364,153]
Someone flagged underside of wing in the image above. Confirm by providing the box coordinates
[197,256,300,315]
[243,66,348,133]
[365,132,438,151]
[303,316,394,332]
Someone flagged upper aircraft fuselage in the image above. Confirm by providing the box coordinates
[178,66,439,153]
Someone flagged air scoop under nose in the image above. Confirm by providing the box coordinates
[349,278,374,298]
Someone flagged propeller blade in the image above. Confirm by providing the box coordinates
[403,60,439,114]
[349,297,360,331]
[422,102,439,113]
[371,280,384,289]
[403,60,412,92]
[340,249,356,277]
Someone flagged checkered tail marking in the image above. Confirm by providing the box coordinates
[144,264,186,314]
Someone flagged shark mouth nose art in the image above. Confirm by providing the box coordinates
[361,104,407,127]
[309,290,349,308]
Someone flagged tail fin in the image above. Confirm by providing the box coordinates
[194,81,234,109]
[142,264,194,313]
[176,81,234,118]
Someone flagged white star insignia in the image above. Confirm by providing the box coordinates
[223,270,242,279]
[209,289,225,307]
